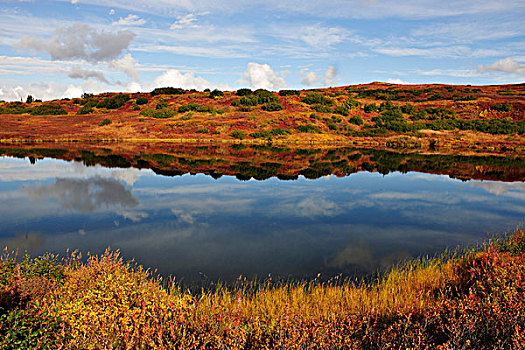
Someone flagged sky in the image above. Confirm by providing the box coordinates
[0,0,524,101]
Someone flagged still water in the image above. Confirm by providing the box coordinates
[1,156,524,283]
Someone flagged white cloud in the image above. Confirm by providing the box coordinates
[109,53,139,80]
[67,66,109,83]
[17,24,135,63]
[171,209,195,224]
[118,210,149,222]
[151,69,226,91]
[239,63,286,90]
[63,84,84,98]
[387,78,410,84]
[300,66,338,86]
[113,14,146,26]
[300,70,319,85]
[300,25,347,49]
[477,57,525,76]
[170,13,199,30]
[322,66,338,85]
[52,0,525,19]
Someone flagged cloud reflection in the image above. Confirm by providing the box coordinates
[25,177,138,213]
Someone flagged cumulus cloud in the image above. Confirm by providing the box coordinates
[151,69,224,90]
[477,57,525,76]
[322,66,338,85]
[300,66,338,86]
[17,24,136,63]
[63,84,84,99]
[67,65,109,83]
[300,70,319,85]
[239,63,286,90]
[113,14,147,26]
[108,53,139,80]
[0,86,27,101]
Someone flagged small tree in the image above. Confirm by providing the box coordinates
[209,89,224,99]
[26,95,33,103]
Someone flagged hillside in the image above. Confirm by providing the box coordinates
[0,83,524,155]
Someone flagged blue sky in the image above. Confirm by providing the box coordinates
[0,0,524,100]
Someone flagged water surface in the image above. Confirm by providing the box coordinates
[1,156,524,283]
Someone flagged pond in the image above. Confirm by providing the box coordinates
[0,148,524,285]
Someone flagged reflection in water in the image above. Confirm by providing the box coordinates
[25,177,138,213]
[0,156,524,284]
[1,232,44,254]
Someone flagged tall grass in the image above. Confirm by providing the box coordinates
[1,228,524,349]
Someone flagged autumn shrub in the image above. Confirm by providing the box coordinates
[1,228,524,349]
[0,102,31,115]
[98,118,112,126]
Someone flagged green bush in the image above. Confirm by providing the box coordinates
[150,87,186,96]
[96,94,130,109]
[296,124,321,133]
[262,102,283,111]
[301,92,333,105]
[333,105,349,116]
[279,90,300,96]
[77,105,93,115]
[139,108,175,119]
[99,118,112,126]
[236,88,252,96]
[311,104,333,113]
[229,130,246,139]
[135,97,148,105]
[209,89,224,99]
[364,103,379,113]
[178,102,212,113]
[344,99,359,109]
[348,116,363,125]
[491,103,513,112]
[196,128,209,134]
[0,102,31,115]
[30,104,67,116]
[155,102,168,110]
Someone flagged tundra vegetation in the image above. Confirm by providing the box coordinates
[1,228,524,349]
[0,83,523,156]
